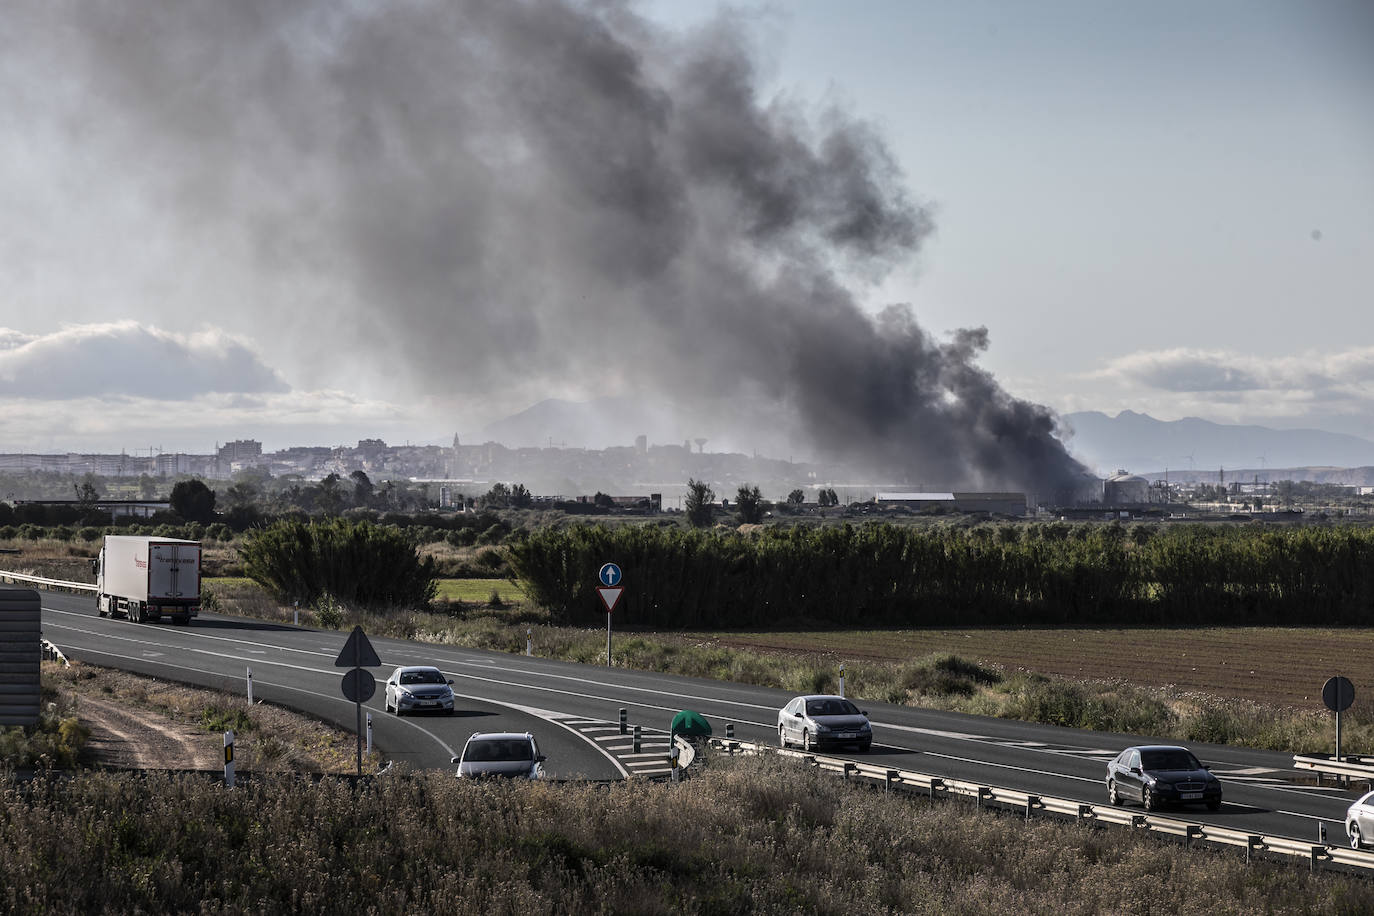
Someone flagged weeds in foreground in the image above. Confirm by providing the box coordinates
[0,756,1369,914]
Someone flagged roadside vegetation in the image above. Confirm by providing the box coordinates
[510,522,1374,628]
[2,754,1371,914]
[0,668,89,770]
[0,662,379,776]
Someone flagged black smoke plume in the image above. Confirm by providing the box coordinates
[5,0,1088,498]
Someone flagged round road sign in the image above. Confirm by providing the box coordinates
[599,563,623,587]
[342,669,377,704]
[1322,676,1355,713]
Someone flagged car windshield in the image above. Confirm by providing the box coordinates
[806,699,858,717]
[401,670,444,685]
[1141,750,1200,771]
[464,739,533,762]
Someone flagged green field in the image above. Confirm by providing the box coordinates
[432,578,527,603]
[207,577,527,606]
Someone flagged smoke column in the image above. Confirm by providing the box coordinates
[4,0,1088,497]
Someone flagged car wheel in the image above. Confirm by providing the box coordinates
[1206,798,1221,812]
[778,726,788,749]
[858,740,871,753]
[1352,824,1363,850]
[1143,787,1159,812]
[1108,779,1121,806]
[802,729,813,752]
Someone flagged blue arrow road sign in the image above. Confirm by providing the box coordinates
[599,563,623,587]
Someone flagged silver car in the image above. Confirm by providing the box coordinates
[778,694,872,752]
[453,732,546,779]
[383,665,456,716]
[1347,790,1374,848]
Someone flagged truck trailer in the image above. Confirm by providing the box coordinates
[94,536,201,625]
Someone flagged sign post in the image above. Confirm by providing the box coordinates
[598,563,624,668]
[336,626,381,776]
[1322,676,1356,762]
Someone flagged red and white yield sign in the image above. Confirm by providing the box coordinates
[597,586,624,614]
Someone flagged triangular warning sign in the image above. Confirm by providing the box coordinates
[597,587,624,614]
[334,625,382,668]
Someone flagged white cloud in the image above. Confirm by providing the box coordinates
[0,322,288,399]
[0,322,465,453]
[1066,346,1374,436]
[0,388,438,454]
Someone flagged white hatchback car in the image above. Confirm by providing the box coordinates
[383,665,456,716]
[1347,790,1374,848]
[452,732,546,779]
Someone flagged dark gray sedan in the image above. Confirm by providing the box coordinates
[778,694,872,752]
[1106,745,1222,811]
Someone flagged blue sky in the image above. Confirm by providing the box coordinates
[0,0,1369,456]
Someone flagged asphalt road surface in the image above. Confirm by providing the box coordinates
[37,589,1361,847]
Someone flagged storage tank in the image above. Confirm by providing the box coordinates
[1103,470,1151,505]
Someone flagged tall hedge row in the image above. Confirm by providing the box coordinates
[242,518,437,611]
[508,522,1374,628]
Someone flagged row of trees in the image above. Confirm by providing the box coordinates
[509,522,1374,628]
[683,480,841,527]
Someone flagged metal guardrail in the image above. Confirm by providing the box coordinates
[0,569,97,594]
[1294,754,1374,784]
[40,638,70,667]
[711,737,1374,874]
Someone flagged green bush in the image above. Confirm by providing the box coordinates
[315,593,345,629]
[199,705,254,734]
[241,518,437,613]
[900,653,1002,697]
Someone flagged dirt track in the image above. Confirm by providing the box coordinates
[76,693,220,770]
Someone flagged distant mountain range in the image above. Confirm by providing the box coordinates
[1062,410,1374,481]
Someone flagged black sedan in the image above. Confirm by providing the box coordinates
[1106,745,1222,811]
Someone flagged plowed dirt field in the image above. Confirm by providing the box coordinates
[702,627,1372,709]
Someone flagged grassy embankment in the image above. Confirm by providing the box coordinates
[4,754,1374,914]
[203,575,1374,757]
[1,661,380,775]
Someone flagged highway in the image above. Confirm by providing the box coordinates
[38,588,1362,848]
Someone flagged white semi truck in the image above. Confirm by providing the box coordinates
[94,536,202,625]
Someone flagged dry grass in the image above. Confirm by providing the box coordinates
[46,661,380,775]
[1,754,1370,914]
